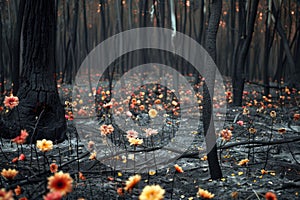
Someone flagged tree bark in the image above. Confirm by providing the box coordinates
[232,0,259,106]
[0,0,66,143]
[204,0,223,180]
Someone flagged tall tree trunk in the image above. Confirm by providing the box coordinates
[203,0,223,180]
[232,0,259,106]
[11,0,25,95]
[0,0,66,143]
[0,8,3,94]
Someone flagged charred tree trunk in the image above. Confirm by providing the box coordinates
[0,8,4,94]
[0,0,66,143]
[11,0,25,95]
[232,0,259,106]
[203,0,223,180]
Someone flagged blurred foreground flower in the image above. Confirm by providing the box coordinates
[0,188,13,200]
[3,95,19,109]
[36,139,53,152]
[139,185,165,200]
[1,168,18,180]
[43,191,62,200]
[124,174,141,192]
[47,171,73,196]
[265,191,277,200]
[197,188,215,199]
[148,109,158,118]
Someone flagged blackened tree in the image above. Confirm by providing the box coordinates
[0,0,66,143]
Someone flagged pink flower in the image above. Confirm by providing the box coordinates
[236,120,244,126]
[126,130,138,139]
[145,128,158,137]
[43,191,62,200]
[11,130,29,144]
[3,95,19,109]
[126,111,132,117]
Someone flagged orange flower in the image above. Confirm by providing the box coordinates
[14,185,22,196]
[36,139,53,152]
[265,191,277,200]
[139,105,145,111]
[261,169,268,175]
[117,188,124,196]
[154,99,161,104]
[50,163,58,173]
[238,159,249,166]
[47,171,73,196]
[231,191,238,199]
[12,130,29,144]
[43,191,62,200]
[124,174,141,192]
[174,164,184,173]
[139,185,165,200]
[1,168,19,180]
[3,95,19,109]
[220,129,232,141]
[100,124,114,136]
[79,172,86,181]
[197,188,215,199]
[0,188,13,200]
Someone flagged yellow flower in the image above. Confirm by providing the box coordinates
[238,159,249,166]
[248,128,257,134]
[47,171,73,196]
[270,111,276,118]
[89,151,97,160]
[148,109,158,118]
[1,168,19,180]
[128,138,143,146]
[242,107,249,115]
[139,185,165,200]
[197,188,215,199]
[124,174,141,192]
[36,139,53,152]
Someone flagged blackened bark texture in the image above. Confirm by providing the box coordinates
[203,0,222,180]
[232,0,259,106]
[11,0,26,95]
[0,9,4,94]
[0,0,66,143]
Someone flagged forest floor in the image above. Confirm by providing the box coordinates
[0,79,300,200]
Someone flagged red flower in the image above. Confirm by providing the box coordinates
[18,154,25,161]
[265,192,277,200]
[11,130,29,144]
